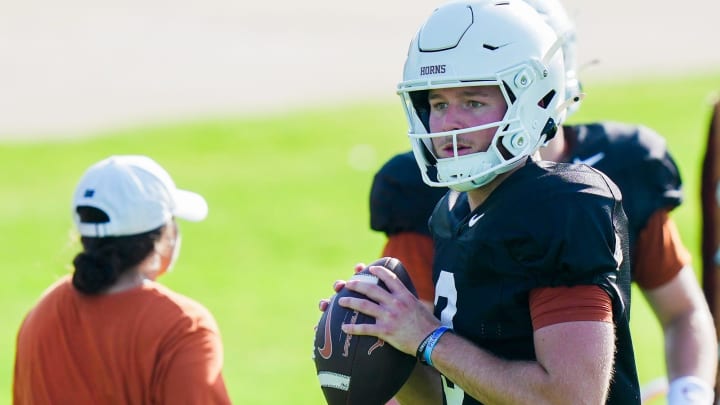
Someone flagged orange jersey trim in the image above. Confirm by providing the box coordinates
[530,285,612,330]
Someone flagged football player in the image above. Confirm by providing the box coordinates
[337,0,641,403]
[370,1,717,403]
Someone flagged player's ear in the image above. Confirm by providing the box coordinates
[143,221,180,280]
[141,250,163,281]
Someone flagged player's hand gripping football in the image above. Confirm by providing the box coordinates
[325,263,440,357]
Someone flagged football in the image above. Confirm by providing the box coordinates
[313,257,418,405]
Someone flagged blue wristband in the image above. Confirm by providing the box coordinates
[421,326,452,367]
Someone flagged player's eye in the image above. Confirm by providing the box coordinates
[431,102,448,111]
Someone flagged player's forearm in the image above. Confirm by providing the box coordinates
[430,332,611,405]
[663,314,716,405]
[664,308,718,384]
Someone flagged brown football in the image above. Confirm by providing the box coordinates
[313,257,418,405]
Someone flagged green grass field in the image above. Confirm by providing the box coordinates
[1,71,719,404]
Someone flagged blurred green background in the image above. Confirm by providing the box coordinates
[1,71,719,404]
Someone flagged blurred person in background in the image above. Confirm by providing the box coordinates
[13,155,231,404]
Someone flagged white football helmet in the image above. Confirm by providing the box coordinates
[398,0,566,191]
[523,0,582,117]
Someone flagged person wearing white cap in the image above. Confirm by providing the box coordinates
[13,155,231,404]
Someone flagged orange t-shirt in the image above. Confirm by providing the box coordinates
[13,275,231,405]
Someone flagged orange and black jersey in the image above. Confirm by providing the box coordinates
[429,160,640,404]
[565,122,682,247]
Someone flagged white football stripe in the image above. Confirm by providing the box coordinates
[318,371,351,391]
[350,273,379,285]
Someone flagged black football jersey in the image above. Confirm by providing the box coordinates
[429,160,640,404]
[565,122,683,247]
[370,151,448,236]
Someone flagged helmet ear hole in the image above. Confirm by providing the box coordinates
[537,89,557,109]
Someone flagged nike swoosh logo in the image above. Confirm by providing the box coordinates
[469,213,484,227]
[573,152,605,167]
[368,338,385,355]
[317,296,335,359]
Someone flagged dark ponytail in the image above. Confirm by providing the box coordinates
[72,206,163,294]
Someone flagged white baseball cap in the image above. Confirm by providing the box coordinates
[72,155,208,237]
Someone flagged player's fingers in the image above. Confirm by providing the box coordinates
[338,298,404,346]
[353,262,366,274]
[333,280,347,292]
[318,299,329,312]
[368,265,411,296]
[338,295,383,319]
[344,276,394,305]
[341,320,378,337]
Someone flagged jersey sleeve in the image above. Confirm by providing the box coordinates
[370,151,447,236]
[480,165,632,322]
[512,189,628,289]
[562,196,624,280]
[527,182,632,321]
[382,232,436,303]
[632,210,692,290]
[152,303,231,404]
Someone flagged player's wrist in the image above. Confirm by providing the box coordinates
[416,326,453,367]
[667,376,713,405]
[415,329,436,362]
